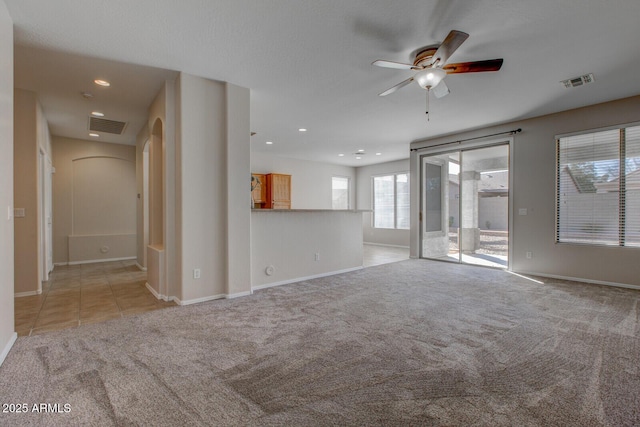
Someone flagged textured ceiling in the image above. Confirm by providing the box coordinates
[6,0,640,166]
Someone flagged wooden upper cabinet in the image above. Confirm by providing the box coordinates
[265,173,291,209]
[251,173,266,206]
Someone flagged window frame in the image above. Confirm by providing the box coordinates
[556,121,640,248]
[372,171,410,230]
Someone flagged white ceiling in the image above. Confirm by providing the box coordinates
[6,0,640,166]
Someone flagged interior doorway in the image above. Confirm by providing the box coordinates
[39,149,53,284]
[420,143,510,269]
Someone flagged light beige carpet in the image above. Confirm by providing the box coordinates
[0,259,639,426]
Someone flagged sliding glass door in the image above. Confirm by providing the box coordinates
[421,144,509,268]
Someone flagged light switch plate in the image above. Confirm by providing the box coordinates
[14,208,26,218]
[518,208,527,216]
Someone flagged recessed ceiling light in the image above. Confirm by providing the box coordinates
[376,152,382,156]
[94,79,110,87]
[91,111,104,117]
[266,141,273,145]
[89,133,100,137]
[356,156,362,160]
[357,149,365,152]
[298,128,307,132]
[338,154,345,157]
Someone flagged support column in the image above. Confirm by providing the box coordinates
[460,170,480,253]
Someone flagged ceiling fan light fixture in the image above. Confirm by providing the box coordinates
[415,68,446,89]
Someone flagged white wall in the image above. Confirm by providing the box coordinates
[175,73,251,304]
[0,0,16,365]
[357,158,410,247]
[226,83,251,297]
[410,95,640,287]
[251,211,363,288]
[251,152,356,209]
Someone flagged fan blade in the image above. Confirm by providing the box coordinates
[432,81,450,99]
[432,30,469,67]
[443,58,504,74]
[379,77,414,96]
[372,60,418,70]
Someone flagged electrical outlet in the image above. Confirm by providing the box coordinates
[314,253,320,261]
[526,251,532,259]
[193,268,201,279]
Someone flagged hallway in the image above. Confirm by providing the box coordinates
[14,260,175,336]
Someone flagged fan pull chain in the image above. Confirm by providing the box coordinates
[425,88,430,121]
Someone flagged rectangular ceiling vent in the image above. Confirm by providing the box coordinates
[88,116,128,135]
[561,73,595,89]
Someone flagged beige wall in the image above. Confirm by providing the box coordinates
[52,136,136,264]
[135,125,150,267]
[174,73,252,304]
[410,95,640,287]
[13,90,38,294]
[225,83,252,297]
[140,80,177,299]
[0,0,16,364]
[13,89,51,295]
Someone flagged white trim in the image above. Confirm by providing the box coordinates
[146,287,253,306]
[67,256,136,266]
[514,270,640,291]
[174,294,226,306]
[363,242,410,249]
[136,263,147,271]
[145,282,174,302]
[15,290,42,298]
[252,266,364,291]
[226,290,252,299]
[0,333,17,367]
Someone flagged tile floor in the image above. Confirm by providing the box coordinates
[15,247,408,336]
[14,260,176,337]
[363,244,410,267]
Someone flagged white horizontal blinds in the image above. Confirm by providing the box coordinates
[374,175,394,228]
[557,129,620,245]
[396,173,410,229]
[625,126,640,247]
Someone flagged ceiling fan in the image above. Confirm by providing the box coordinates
[372,30,503,102]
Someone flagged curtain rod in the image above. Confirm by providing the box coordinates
[410,128,522,152]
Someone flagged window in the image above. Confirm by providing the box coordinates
[373,173,409,229]
[557,124,640,247]
[332,176,350,209]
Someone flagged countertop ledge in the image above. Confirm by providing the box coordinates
[251,209,371,213]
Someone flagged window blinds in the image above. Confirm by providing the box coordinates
[557,124,640,247]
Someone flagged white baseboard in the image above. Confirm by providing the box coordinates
[135,263,147,272]
[67,256,136,266]
[363,242,410,249]
[0,332,17,367]
[145,283,253,306]
[226,290,252,299]
[174,293,226,306]
[145,282,175,303]
[514,270,640,291]
[252,266,364,291]
[15,290,42,298]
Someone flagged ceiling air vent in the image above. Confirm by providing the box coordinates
[561,73,595,88]
[88,116,128,135]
